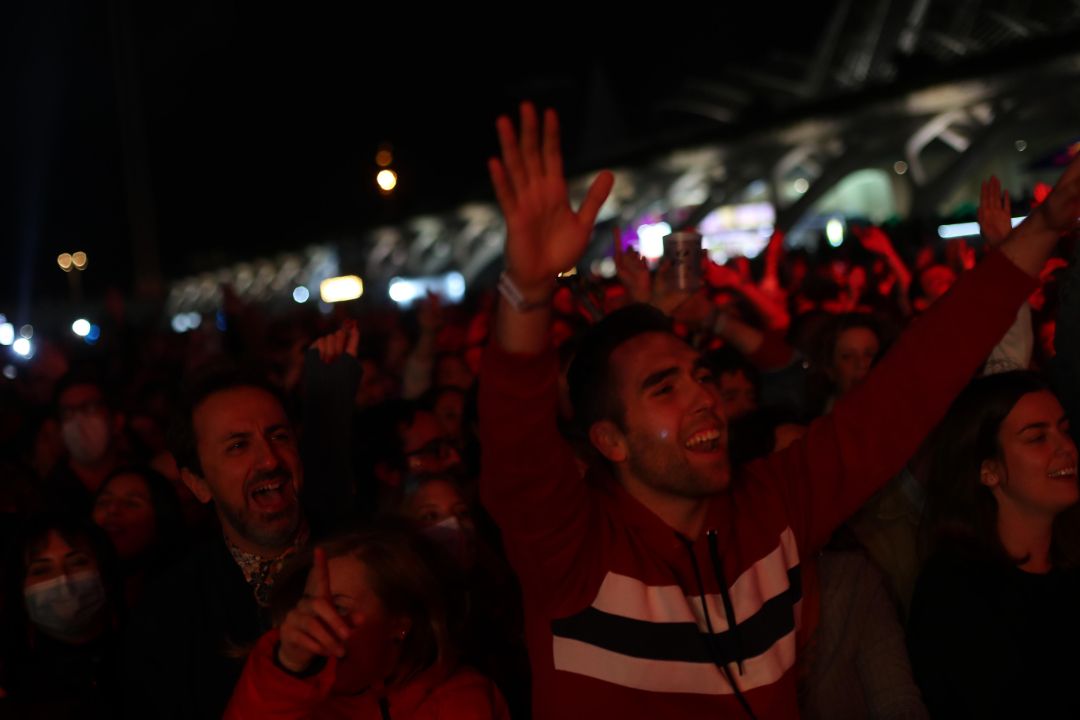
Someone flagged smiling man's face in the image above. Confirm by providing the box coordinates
[598,332,730,500]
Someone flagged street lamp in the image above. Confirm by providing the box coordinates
[57,250,88,303]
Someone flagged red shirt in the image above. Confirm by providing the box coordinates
[225,629,509,720]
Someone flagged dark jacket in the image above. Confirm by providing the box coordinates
[909,545,1080,718]
[3,630,122,720]
[123,533,262,719]
[123,352,360,719]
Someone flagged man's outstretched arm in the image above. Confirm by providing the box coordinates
[745,151,1080,554]
[479,103,614,610]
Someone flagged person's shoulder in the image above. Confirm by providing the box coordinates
[164,534,230,579]
[816,549,881,583]
[439,665,497,686]
[425,666,508,718]
[136,536,236,613]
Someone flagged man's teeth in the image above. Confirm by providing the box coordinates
[252,482,284,496]
[685,430,721,450]
[1048,467,1078,479]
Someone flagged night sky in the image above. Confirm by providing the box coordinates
[3,1,849,318]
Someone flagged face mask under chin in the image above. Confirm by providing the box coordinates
[61,415,112,465]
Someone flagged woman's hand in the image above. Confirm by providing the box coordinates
[277,547,353,673]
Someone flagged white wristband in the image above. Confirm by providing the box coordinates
[498,272,553,313]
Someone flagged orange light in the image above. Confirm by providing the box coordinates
[377,169,398,192]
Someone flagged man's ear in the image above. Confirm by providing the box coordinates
[180,468,213,505]
[589,420,628,464]
[980,458,1003,490]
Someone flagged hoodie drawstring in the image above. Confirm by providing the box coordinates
[678,533,758,720]
[707,529,746,676]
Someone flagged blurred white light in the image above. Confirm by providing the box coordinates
[2,365,15,380]
[938,216,1025,239]
[937,221,980,239]
[792,178,810,194]
[13,338,31,357]
[186,312,202,330]
[377,169,398,192]
[699,203,776,235]
[320,275,364,303]
[1015,140,1027,152]
[389,272,467,307]
[445,272,466,303]
[292,286,310,303]
[637,222,671,260]
[595,257,617,278]
[171,314,190,333]
[826,219,845,247]
[20,325,33,340]
[0,323,13,346]
[72,319,92,337]
[893,161,908,175]
[388,278,419,305]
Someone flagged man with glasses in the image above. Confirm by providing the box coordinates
[43,371,126,515]
[402,408,463,478]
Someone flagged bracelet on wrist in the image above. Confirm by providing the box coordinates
[498,272,553,313]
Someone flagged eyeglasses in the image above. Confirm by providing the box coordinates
[59,399,108,421]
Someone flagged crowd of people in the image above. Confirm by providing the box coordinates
[1,102,1079,719]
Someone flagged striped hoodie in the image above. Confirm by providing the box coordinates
[479,251,1035,720]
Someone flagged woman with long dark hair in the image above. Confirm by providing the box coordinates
[909,371,1080,717]
[91,466,185,609]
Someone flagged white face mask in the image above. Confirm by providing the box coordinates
[61,414,111,465]
[24,569,107,641]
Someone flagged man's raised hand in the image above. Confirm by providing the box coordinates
[488,102,614,302]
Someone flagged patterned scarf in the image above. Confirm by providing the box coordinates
[228,522,310,606]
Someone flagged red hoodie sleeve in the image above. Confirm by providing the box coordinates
[740,250,1037,555]
[224,629,337,720]
[478,342,607,614]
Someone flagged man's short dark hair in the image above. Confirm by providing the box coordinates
[168,365,286,477]
[566,304,675,435]
[53,368,112,416]
[703,346,761,394]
